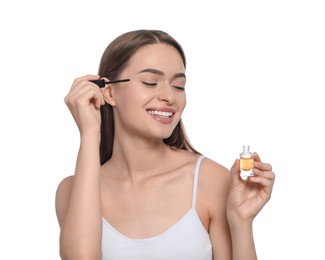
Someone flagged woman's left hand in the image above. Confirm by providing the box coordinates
[227,153,275,223]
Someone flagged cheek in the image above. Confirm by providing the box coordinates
[178,94,186,111]
[117,87,142,104]
[116,88,150,115]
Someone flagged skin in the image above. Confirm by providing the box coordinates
[55,43,275,260]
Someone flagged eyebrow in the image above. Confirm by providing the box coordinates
[137,68,186,79]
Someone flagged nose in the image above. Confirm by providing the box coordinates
[158,84,175,104]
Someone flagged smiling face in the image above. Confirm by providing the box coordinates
[106,43,187,141]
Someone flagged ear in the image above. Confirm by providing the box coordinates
[100,77,116,106]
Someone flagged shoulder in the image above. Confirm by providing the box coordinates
[199,157,233,258]
[198,157,231,211]
[200,156,231,189]
[55,175,74,227]
[170,150,230,184]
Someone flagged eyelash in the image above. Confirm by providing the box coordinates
[143,82,157,87]
[142,82,185,91]
[173,86,185,91]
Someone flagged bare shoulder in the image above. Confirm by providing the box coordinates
[198,157,231,209]
[55,175,74,227]
[200,157,231,189]
[199,158,233,259]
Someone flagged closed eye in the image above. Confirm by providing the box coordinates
[142,82,185,91]
[142,82,157,87]
[173,86,185,91]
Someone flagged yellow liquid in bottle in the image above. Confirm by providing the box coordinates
[240,158,254,171]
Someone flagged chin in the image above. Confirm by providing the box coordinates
[141,122,179,141]
[150,129,175,140]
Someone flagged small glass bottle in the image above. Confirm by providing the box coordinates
[240,145,254,180]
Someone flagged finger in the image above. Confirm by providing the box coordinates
[78,88,104,109]
[71,75,100,91]
[65,84,91,107]
[66,86,104,110]
[230,159,242,184]
[66,81,104,106]
[66,75,101,101]
[93,91,105,109]
[253,169,275,181]
[68,76,101,98]
[253,152,261,162]
[254,161,273,172]
[249,175,275,199]
[65,83,89,105]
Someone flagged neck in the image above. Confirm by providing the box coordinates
[109,134,171,182]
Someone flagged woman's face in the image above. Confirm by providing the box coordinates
[110,43,186,140]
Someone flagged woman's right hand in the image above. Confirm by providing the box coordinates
[64,75,105,135]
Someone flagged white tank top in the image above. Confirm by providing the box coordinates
[101,155,212,260]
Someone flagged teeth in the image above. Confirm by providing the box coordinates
[148,110,173,118]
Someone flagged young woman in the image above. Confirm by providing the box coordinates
[55,30,275,260]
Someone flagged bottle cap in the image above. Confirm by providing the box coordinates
[240,145,252,158]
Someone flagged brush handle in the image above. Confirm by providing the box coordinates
[90,79,106,88]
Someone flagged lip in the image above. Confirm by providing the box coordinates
[146,107,176,124]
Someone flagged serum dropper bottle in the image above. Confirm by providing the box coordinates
[240,145,254,180]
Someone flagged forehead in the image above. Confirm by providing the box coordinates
[127,43,185,74]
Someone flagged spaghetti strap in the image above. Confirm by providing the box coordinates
[192,155,205,208]
[102,154,213,259]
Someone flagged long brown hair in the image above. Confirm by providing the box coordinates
[98,30,199,165]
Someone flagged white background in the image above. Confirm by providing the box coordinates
[0,0,324,259]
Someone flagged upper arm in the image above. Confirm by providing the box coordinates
[200,159,232,260]
[55,175,74,228]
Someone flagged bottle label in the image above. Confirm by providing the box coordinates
[240,169,254,180]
